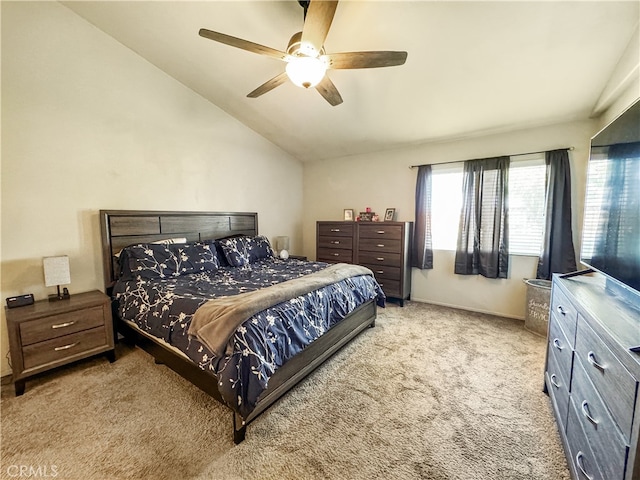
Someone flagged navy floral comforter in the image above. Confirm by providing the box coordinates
[112,258,385,418]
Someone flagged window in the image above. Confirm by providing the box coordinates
[429,154,546,255]
[431,164,463,250]
[580,149,607,259]
[508,154,546,256]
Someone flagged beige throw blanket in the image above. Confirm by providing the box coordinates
[188,263,374,358]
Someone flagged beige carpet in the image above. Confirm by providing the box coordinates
[1,302,570,480]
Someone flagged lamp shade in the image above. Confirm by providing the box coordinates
[275,236,290,253]
[43,256,71,287]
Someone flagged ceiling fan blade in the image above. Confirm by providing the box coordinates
[323,51,408,69]
[199,29,288,61]
[315,75,343,106]
[247,72,289,98]
[301,0,338,54]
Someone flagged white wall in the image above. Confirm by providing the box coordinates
[0,2,303,377]
[303,120,597,319]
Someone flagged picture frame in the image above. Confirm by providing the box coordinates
[344,209,354,221]
[384,208,396,222]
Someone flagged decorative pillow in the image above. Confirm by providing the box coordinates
[119,241,219,279]
[218,235,274,267]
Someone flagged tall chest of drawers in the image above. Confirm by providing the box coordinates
[544,274,640,480]
[316,221,412,305]
[316,222,356,264]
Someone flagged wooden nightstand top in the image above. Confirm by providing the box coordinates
[5,290,109,323]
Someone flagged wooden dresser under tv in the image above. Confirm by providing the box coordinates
[316,221,412,305]
[544,273,640,480]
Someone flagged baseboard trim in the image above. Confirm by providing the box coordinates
[409,297,525,321]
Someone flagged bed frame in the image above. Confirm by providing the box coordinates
[99,209,377,443]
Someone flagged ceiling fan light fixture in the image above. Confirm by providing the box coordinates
[285,56,327,89]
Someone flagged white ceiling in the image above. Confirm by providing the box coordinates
[62,1,639,162]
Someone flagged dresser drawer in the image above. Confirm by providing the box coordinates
[357,224,402,241]
[20,306,105,346]
[318,236,353,250]
[358,238,402,254]
[570,358,628,480]
[317,248,353,263]
[574,318,637,441]
[546,349,570,429]
[317,223,354,237]
[548,315,573,388]
[362,264,401,281]
[358,251,401,266]
[22,326,108,370]
[376,279,400,298]
[566,400,604,480]
[550,286,578,347]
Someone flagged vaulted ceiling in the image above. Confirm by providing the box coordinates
[62,1,639,162]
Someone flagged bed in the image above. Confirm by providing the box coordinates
[99,210,384,443]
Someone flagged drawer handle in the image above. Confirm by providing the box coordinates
[376,270,384,274]
[330,229,340,232]
[575,452,594,480]
[376,230,385,234]
[581,401,598,427]
[332,253,340,257]
[549,374,561,389]
[553,338,563,351]
[376,257,385,261]
[556,305,566,316]
[331,241,340,244]
[587,351,605,373]
[51,321,75,329]
[377,244,385,248]
[54,342,78,351]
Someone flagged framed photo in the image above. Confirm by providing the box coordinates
[384,208,396,222]
[344,209,354,221]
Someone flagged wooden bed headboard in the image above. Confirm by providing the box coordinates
[99,210,258,292]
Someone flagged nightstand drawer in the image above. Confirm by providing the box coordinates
[23,326,108,370]
[20,306,105,346]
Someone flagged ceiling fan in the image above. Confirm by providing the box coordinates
[199,0,407,106]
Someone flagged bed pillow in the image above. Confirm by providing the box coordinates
[218,235,274,267]
[119,240,219,279]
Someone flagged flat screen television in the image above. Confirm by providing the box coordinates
[580,98,640,297]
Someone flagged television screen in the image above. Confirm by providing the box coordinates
[580,99,640,294]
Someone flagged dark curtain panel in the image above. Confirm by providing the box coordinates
[412,165,433,269]
[454,156,510,278]
[589,142,640,284]
[536,149,577,279]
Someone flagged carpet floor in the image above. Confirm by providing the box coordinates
[1,301,570,480]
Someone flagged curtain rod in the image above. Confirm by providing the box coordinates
[408,146,574,169]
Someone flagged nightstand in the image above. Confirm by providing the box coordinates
[5,290,115,396]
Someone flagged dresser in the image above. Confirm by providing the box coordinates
[316,221,412,305]
[544,274,640,480]
[6,290,116,395]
